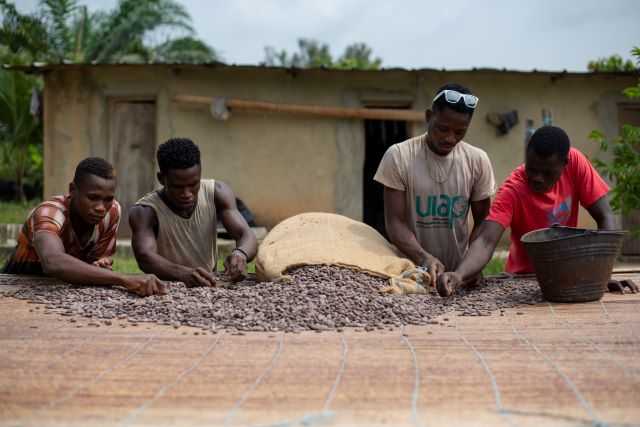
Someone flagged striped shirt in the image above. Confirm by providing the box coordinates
[2,195,121,275]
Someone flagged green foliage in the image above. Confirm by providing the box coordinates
[0,69,42,201]
[112,255,256,275]
[112,254,143,274]
[590,46,640,234]
[86,0,194,64]
[0,198,40,223]
[335,43,382,70]
[588,53,637,72]
[590,126,640,215]
[41,0,78,61]
[482,256,506,276]
[263,38,382,70]
[152,36,220,64]
[0,0,48,62]
[264,38,332,68]
[0,0,218,200]
[0,0,216,64]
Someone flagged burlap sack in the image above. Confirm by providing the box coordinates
[255,212,432,294]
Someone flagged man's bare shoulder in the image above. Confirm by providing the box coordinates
[129,204,158,228]
[214,180,236,207]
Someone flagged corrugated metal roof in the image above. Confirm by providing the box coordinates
[2,61,638,77]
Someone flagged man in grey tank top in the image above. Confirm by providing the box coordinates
[129,138,257,286]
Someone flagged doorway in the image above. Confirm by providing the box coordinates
[363,114,409,237]
[108,99,156,237]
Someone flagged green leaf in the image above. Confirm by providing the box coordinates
[623,87,640,99]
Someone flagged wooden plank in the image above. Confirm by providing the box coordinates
[174,95,425,122]
[108,101,157,237]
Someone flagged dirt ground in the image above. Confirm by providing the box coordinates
[1,273,639,427]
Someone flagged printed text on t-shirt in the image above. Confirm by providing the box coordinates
[415,194,469,229]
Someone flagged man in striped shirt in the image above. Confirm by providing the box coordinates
[2,158,165,297]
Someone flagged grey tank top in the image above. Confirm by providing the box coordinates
[136,179,217,271]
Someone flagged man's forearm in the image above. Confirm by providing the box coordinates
[455,238,494,280]
[235,231,258,260]
[42,253,126,286]
[597,215,616,231]
[137,252,191,281]
[388,223,431,266]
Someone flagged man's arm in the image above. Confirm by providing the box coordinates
[129,205,216,287]
[33,232,165,296]
[215,181,257,281]
[384,186,444,285]
[437,220,505,297]
[469,198,491,242]
[586,194,616,230]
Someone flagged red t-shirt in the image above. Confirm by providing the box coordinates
[486,148,609,273]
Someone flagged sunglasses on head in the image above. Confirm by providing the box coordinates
[433,90,479,109]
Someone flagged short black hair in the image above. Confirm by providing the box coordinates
[432,83,475,117]
[73,157,115,184]
[157,138,201,173]
[527,126,571,160]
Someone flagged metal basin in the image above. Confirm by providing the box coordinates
[521,226,625,302]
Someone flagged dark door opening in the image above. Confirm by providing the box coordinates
[363,116,409,237]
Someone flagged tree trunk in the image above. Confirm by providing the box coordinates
[15,170,25,203]
[15,148,25,203]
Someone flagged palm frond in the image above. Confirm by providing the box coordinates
[87,0,194,63]
[152,36,219,63]
[0,0,49,61]
[69,5,88,62]
[39,0,78,62]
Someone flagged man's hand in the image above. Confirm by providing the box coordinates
[180,267,217,288]
[437,272,463,297]
[422,254,445,288]
[92,257,113,270]
[224,249,247,282]
[122,274,167,297]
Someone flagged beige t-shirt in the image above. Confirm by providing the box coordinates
[374,134,495,270]
[136,179,217,271]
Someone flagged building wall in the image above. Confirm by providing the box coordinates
[43,65,636,230]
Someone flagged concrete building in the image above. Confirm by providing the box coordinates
[20,63,638,237]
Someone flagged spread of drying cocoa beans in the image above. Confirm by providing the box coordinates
[6,265,542,333]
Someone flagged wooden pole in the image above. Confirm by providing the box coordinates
[173,94,425,122]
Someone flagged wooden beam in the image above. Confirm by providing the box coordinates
[173,95,425,122]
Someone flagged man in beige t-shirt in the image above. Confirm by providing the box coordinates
[374,83,495,285]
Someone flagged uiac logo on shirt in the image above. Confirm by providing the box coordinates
[547,196,572,226]
[415,194,469,229]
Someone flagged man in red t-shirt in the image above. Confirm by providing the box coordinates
[437,126,616,297]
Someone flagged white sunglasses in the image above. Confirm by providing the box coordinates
[433,90,479,109]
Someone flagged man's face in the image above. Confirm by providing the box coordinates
[158,164,201,212]
[69,175,116,225]
[525,150,567,193]
[425,107,472,156]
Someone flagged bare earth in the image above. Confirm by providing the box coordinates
[1,273,639,427]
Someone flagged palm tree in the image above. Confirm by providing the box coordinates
[0,0,219,199]
[0,0,218,64]
[152,36,220,64]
